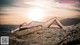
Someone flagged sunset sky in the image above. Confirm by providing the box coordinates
[0,0,80,25]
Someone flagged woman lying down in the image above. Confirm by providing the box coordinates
[11,17,70,33]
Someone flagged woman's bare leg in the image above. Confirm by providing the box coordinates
[42,18,55,28]
[55,18,64,29]
[42,18,64,29]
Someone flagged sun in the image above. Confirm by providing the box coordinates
[27,7,45,21]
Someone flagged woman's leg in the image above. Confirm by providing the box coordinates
[42,18,64,29]
[42,18,55,28]
[55,18,64,29]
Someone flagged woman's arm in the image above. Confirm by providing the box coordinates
[11,22,28,33]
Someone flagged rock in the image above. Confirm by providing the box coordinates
[9,23,80,45]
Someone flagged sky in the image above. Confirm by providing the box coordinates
[0,0,80,25]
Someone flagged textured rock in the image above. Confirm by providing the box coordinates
[9,23,80,45]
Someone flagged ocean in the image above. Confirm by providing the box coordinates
[0,25,19,36]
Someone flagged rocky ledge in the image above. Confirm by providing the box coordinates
[9,23,80,45]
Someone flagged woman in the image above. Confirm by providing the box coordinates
[11,17,64,33]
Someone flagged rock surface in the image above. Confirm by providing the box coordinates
[9,23,80,45]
